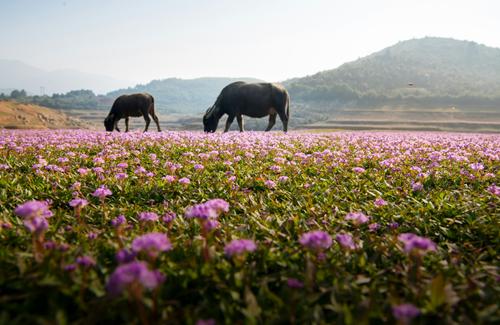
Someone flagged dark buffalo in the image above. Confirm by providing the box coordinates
[203,82,290,132]
[104,93,161,132]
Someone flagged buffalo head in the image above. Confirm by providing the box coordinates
[203,109,219,133]
[104,114,115,132]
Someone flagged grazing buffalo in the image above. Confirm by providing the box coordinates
[203,82,290,132]
[104,93,161,132]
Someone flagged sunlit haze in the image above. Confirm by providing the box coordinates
[1,0,499,84]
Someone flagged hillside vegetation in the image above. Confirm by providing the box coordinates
[286,37,500,108]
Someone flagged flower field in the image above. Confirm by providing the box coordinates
[0,130,499,324]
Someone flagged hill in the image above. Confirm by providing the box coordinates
[107,77,263,114]
[0,100,92,129]
[0,60,130,95]
[286,37,500,108]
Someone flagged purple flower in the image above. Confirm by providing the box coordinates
[115,173,128,180]
[336,233,357,250]
[345,212,370,225]
[203,219,220,232]
[368,223,380,231]
[76,255,96,268]
[43,240,57,250]
[389,222,399,230]
[138,212,159,223]
[77,168,89,175]
[224,239,257,257]
[116,248,137,264]
[178,177,191,185]
[264,180,276,189]
[107,261,165,296]
[64,264,77,272]
[23,216,49,234]
[278,175,289,183]
[92,185,112,199]
[196,319,216,325]
[117,162,128,169]
[398,233,437,254]
[162,175,176,183]
[299,231,332,251]
[111,215,127,228]
[69,198,88,208]
[487,184,500,196]
[411,182,423,192]
[14,200,53,219]
[87,232,98,240]
[162,212,176,224]
[194,164,204,171]
[132,232,172,257]
[185,199,229,220]
[374,197,387,207]
[392,303,420,321]
[287,278,304,289]
[70,182,81,191]
[353,167,366,173]
[469,163,484,171]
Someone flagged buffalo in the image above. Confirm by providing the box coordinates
[104,93,161,132]
[203,82,290,132]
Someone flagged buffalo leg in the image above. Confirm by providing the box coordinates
[143,114,151,132]
[151,113,161,132]
[114,120,121,132]
[125,117,129,132]
[236,115,244,132]
[224,115,235,132]
[265,113,277,131]
[278,111,288,132]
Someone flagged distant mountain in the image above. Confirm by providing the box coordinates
[0,60,130,95]
[285,37,500,108]
[107,77,263,113]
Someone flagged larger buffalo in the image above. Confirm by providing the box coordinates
[104,93,161,132]
[203,82,290,132]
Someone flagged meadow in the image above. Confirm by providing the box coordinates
[0,130,498,324]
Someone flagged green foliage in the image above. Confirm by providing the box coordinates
[0,131,498,324]
[286,37,500,108]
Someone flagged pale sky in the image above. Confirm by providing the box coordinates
[1,0,499,84]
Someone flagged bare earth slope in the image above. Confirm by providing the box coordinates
[0,100,92,129]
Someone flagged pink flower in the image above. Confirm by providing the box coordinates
[411,182,423,192]
[374,197,387,207]
[352,167,366,173]
[162,175,176,183]
[398,233,437,254]
[264,180,276,189]
[487,184,500,196]
[69,198,88,208]
[107,261,165,296]
[178,177,191,185]
[92,185,112,199]
[299,231,332,251]
[132,232,172,258]
[336,233,358,250]
[224,239,257,257]
[345,212,370,225]
[138,212,159,223]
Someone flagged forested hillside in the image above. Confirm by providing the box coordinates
[286,37,500,108]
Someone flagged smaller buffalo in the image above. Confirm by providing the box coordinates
[104,93,161,132]
[203,82,290,133]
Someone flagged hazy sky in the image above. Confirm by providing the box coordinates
[1,0,499,84]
